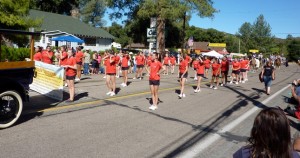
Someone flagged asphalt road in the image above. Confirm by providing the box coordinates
[0,64,299,158]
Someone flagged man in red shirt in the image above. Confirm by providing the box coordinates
[220,57,229,86]
[230,58,241,84]
[146,52,165,110]
[75,46,84,81]
[178,55,189,98]
[104,51,117,96]
[134,52,145,80]
[42,46,54,64]
[62,50,77,102]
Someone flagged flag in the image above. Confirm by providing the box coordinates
[188,36,193,47]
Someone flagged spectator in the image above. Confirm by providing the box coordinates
[233,107,300,158]
[284,79,300,119]
[261,61,275,95]
[83,50,91,75]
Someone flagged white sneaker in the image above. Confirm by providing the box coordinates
[64,83,68,87]
[116,76,120,78]
[220,84,224,87]
[210,85,213,88]
[106,91,112,95]
[75,78,80,81]
[182,94,186,98]
[110,92,115,96]
[139,77,142,80]
[178,94,183,98]
[194,89,198,93]
[236,82,239,85]
[213,87,218,90]
[103,76,106,78]
[133,77,137,79]
[229,81,233,84]
[194,77,197,80]
[149,105,157,110]
[149,105,154,110]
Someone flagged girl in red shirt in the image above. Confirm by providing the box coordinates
[203,56,211,78]
[115,52,121,78]
[170,55,176,74]
[195,57,205,93]
[134,52,145,80]
[220,57,229,86]
[193,58,200,80]
[103,51,117,96]
[42,46,54,64]
[146,52,165,110]
[230,58,241,84]
[62,50,77,102]
[75,46,84,81]
[33,46,42,61]
[120,51,131,87]
[210,58,221,90]
[162,53,170,75]
[59,46,68,66]
[178,55,189,98]
[240,57,249,83]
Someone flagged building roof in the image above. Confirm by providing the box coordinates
[29,9,114,39]
[125,43,147,49]
[193,41,227,52]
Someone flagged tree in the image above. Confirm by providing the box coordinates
[287,39,300,61]
[106,0,217,54]
[0,0,41,46]
[29,0,79,15]
[80,0,106,27]
[106,22,131,47]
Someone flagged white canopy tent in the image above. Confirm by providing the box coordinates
[202,50,224,58]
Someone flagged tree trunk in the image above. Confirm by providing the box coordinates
[157,15,165,61]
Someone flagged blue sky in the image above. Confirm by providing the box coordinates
[103,0,300,39]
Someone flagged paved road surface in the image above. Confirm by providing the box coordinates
[0,64,299,158]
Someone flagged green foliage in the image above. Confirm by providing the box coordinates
[80,0,106,27]
[107,22,132,47]
[1,46,30,61]
[287,39,300,61]
[29,0,79,15]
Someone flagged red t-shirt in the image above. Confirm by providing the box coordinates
[149,61,162,80]
[240,60,249,69]
[136,55,145,65]
[34,52,42,61]
[185,55,191,63]
[60,51,68,66]
[75,51,84,63]
[197,62,205,74]
[212,63,221,76]
[179,60,188,73]
[147,56,152,66]
[232,61,241,70]
[65,57,77,76]
[115,55,121,65]
[103,56,110,66]
[121,55,130,67]
[42,51,53,64]
[203,59,211,69]
[163,57,170,65]
[106,56,116,74]
[193,60,199,69]
[295,104,300,119]
[221,60,229,72]
[170,57,176,65]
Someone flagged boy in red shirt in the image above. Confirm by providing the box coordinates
[210,58,221,90]
[146,52,165,110]
[62,50,77,102]
[178,55,189,98]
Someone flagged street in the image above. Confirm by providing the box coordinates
[0,64,299,158]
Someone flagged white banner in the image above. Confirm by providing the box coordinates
[30,61,64,101]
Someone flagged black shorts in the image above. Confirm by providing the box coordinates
[66,75,76,80]
[149,80,160,86]
[137,65,144,68]
[197,74,205,77]
[179,73,188,78]
[193,68,197,71]
[122,67,129,70]
[240,69,247,72]
[221,71,228,74]
[232,70,240,75]
[77,62,82,65]
[164,64,169,66]
[106,73,116,76]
